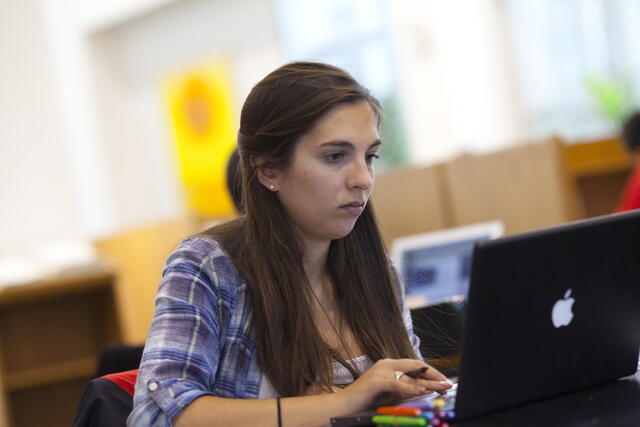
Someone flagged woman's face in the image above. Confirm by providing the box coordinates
[268,101,381,247]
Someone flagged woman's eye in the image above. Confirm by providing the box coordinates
[325,152,345,162]
[366,153,380,164]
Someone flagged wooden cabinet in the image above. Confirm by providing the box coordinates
[0,268,120,427]
[375,137,635,243]
[561,137,633,219]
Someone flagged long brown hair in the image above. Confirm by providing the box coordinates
[204,62,417,397]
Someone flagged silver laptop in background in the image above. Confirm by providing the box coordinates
[391,221,504,309]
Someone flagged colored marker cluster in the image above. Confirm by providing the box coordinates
[372,397,455,426]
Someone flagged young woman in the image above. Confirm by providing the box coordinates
[128,61,451,427]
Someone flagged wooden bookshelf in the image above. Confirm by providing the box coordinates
[5,357,96,392]
[0,267,120,427]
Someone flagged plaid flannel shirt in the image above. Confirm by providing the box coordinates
[128,236,420,426]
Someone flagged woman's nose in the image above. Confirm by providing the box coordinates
[348,160,373,191]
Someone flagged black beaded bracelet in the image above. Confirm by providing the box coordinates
[276,397,282,427]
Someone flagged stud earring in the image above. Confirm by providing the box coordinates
[269,184,276,191]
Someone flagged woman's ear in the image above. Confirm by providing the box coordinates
[251,155,280,192]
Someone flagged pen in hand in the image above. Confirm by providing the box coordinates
[404,366,429,379]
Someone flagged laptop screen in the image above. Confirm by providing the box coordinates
[391,221,503,307]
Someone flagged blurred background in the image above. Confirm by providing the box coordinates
[1,0,640,425]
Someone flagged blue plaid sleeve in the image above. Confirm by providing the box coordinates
[128,238,231,426]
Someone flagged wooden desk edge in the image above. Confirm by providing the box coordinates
[0,267,115,307]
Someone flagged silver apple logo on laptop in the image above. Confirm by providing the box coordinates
[552,289,575,328]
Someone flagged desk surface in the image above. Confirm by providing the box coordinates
[333,370,640,426]
[454,372,640,426]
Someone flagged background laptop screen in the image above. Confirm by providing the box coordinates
[392,221,503,307]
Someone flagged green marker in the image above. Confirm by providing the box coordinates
[371,415,427,426]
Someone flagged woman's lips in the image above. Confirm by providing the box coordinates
[340,203,364,216]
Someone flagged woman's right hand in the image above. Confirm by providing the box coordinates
[337,359,452,411]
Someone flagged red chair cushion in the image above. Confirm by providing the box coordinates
[102,369,138,396]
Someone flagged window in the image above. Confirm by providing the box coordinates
[504,0,640,141]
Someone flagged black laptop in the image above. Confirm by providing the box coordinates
[332,210,640,425]
[453,209,640,418]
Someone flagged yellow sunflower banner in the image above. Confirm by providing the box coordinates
[164,59,237,219]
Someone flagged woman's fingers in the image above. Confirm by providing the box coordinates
[395,370,451,392]
[386,371,451,395]
[382,359,450,383]
[339,358,454,412]
[417,365,449,383]
[406,378,452,393]
[385,380,449,399]
[387,377,429,395]
[378,358,430,373]
[374,359,453,393]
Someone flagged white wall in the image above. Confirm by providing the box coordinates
[88,0,283,232]
[0,0,282,257]
[1,0,527,257]
[0,0,82,257]
[34,0,283,242]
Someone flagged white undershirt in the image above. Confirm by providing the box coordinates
[257,355,373,398]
